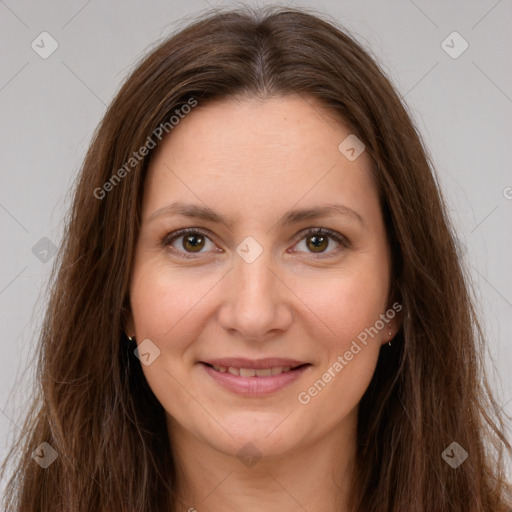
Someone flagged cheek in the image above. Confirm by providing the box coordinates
[129,263,208,413]
[130,260,219,346]
[294,273,387,427]
[291,257,389,421]
[294,265,390,352]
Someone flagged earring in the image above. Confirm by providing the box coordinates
[387,328,392,347]
[127,334,135,342]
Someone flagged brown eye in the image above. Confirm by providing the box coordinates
[182,233,205,252]
[292,228,347,257]
[164,229,217,258]
[305,233,329,253]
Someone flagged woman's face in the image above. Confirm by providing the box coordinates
[127,95,394,460]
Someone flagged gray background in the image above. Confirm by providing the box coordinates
[1,0,511,491]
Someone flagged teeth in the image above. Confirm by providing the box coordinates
[211,364,296,377]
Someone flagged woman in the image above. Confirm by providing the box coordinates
[1,5,510,511]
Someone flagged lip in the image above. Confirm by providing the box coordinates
[202,358,307,369]
[200,361,311,396]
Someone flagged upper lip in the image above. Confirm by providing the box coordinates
[201,358,309,369]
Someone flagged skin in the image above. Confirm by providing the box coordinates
[126,94,397,512]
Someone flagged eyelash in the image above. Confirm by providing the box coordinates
[162,227,350,260]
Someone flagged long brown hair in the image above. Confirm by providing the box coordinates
[2,5,510,511]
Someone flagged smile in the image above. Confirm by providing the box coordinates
[208,364,297,376]
[200,360,311,396]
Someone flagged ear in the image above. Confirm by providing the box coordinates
[381,300,404,345]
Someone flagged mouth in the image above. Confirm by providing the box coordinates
[201,362,309,377]
[199,358,312,396]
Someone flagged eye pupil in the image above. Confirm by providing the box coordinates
[307,234,328,253]
[183,233,205,252]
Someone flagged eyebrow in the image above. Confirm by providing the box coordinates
[147,201,365,229]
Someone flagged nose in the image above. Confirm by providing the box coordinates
[217,249,293,342]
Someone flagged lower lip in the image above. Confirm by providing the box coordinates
[201,363,310,396]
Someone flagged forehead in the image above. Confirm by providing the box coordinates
[142,95,377,226]
[150,94,357,169]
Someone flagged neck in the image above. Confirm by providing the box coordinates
[168,413,357,512]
